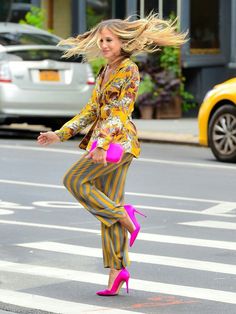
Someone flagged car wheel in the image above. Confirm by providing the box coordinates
[209,105,236,162]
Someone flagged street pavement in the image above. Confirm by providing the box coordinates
[0,138,235,314]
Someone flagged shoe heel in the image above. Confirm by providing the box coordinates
[125,278,129,294]
[134,208,147,218]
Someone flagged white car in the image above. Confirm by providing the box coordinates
[0,23,95,129]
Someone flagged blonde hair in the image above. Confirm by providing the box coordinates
[59,13,187,61]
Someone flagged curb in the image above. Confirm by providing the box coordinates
[138,131,199,146]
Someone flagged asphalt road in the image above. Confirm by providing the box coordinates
[0,137,235,314]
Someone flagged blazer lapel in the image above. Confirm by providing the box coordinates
[99,58,130,93]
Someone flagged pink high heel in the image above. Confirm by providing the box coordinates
[124,204,147,247]
[96,268,130,296]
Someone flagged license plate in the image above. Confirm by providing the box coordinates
[39,70,60,81]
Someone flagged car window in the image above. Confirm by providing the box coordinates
[6,49,83,63]
[0,32,60,46]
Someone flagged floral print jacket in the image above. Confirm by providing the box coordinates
[55,58,141,158]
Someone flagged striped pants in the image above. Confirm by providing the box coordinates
[63,152,133,270]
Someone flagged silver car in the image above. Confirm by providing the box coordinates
[0,23,95,129]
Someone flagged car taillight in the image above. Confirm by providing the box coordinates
[87,77,95,85]
[0,63,12,83]
[86,65,95,85]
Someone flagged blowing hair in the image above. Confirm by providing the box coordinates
[59,13,187,61]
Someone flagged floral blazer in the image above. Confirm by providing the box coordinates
[55,58,141,158]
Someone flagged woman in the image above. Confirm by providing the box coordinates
[37,14,186,296]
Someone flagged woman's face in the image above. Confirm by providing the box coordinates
[99,27,122,63]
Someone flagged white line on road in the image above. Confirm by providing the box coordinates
[0,219,235,250]
[0,179,64,189]
[0,209,14,215]
[1,143,236,170]
[0,219,100,234]
[134,205,235,217]
[0,144,83,155]
[0,261,235,305]
[180,220,236,230]
[140,233,236,251]
[137,157,236,170]
[0,288,142,314]
[0,200,34,210]
[202,203,236,214]
[18,241,236,275]
[1,178,235,206]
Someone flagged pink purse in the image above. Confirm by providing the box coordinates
[90,140,124,163]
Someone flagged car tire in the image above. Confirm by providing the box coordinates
[208,104,236,162]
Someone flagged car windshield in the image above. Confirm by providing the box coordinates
[0,32,60,46]
[5,49,83,63]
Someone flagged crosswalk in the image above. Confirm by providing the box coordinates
[0,289,142,314]
[0,219,235,250]
[17,242,236,275]
[1,133,236,313]
[0,260,236,306]
[0,215,235,313]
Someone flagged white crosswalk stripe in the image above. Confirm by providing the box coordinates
[0,261,235,305]
[17,241,236,275]
[0,289,143,314]
[0,214,235,311]
[202,203,236,214]
[0,219,235,250]
[180,220,236,230]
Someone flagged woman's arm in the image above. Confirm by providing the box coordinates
[54,88,98,142]
[37,87,98,146]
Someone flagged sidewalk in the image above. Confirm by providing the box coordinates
[1,118,199,146]
[134,118,199,145]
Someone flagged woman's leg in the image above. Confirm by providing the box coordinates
[94,158,132,270]
[63,153,134,291]
[63,153,133,226]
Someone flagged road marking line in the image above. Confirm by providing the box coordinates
[0,144,83,155]
[0,179,63,189]
[0,209,14,215]
[33,201,83,208]
[0,200,34,210]
[18,241,236,275]
[1,179,235,205]
[180,220,236,230]
[140,233,236,250]
[0,261,235,304]
[1,143,236,170]
[0,288,142,314]
[137,157,236,170]
[0,219,235,250]
[0,219,100,234]
[134,205,235,217]
[202,203,236,214]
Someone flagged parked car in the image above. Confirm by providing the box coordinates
[198,78,236,162]
[0,23,95,129]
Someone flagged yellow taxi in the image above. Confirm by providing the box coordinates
[198,78,236,162]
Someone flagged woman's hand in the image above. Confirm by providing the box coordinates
[86,147,107,166]
[37,131,60,146]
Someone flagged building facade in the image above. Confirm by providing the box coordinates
[1,0,236,110]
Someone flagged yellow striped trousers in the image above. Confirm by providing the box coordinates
[63,153,133,270]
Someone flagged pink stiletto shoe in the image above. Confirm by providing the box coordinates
[124,204,147,247]
[96,268,130,296]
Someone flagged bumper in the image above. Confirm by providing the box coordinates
[198,101,210,147]
[0,83,93,117]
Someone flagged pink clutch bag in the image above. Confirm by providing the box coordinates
[90,140,124,163]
